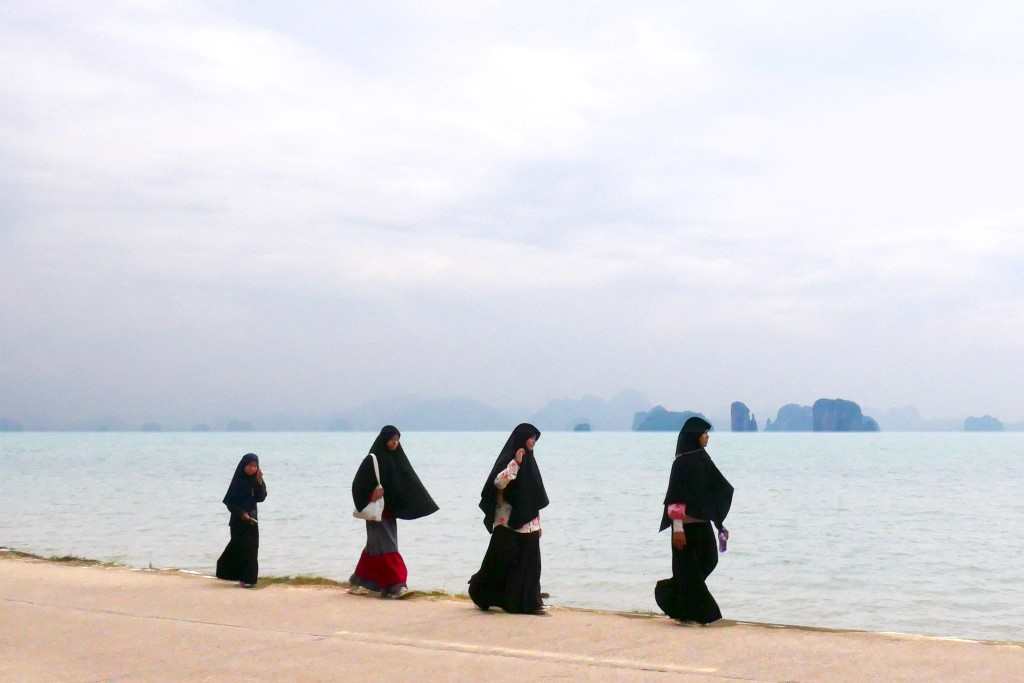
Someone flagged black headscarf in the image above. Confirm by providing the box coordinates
[676,416,712,454]
[660,418,734,531]
[478,423,547,533]
[351,426,439,520]
[222,453,266,519]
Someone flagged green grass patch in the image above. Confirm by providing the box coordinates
[404,589,470,601]
[620,609,659,619]
[0,547,120,567]
[0,548,43,560]
[253,576,470,601]
[47,554,118,567]
[257,575,349,589]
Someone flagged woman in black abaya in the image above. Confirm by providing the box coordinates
[216,453,267,588]
[468,423,548,615]
[350,426,439,598]
[655,417,734,624]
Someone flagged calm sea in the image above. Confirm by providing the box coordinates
[1,431,1021,641]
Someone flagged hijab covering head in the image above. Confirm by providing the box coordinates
[661,420,734,531]
[351,426,439,520]
[478,423,547,533]
[676,416,712,454]
[223,453,261,515]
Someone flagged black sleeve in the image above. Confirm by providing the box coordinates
[663,457,690,505]
[660,458,691,531]
[223,481,246,518]
[352,455,377,510]
[254,480,267,503]
[225,502,248,524]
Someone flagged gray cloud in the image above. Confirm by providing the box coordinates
[1,1,1022,427]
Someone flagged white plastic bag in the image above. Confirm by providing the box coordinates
[352,453,384,521]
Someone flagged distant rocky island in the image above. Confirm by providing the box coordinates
[573,422,592,432]
[813,399,879,431]
[765,399,879,432]
[730,401,758,432]
[964,415,1004,431]
[765,403,813,431]
[633,406,709,431]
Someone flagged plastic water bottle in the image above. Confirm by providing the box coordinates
[718,530,728,553]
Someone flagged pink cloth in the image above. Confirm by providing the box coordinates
[667,503,705,524]
[493,459,541,533]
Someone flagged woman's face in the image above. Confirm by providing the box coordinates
[386,435,400,451]
[698,431,710,448]
[243,461,259,476]
[525,435,537,450]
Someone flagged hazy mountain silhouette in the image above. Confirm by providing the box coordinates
[531,390,650,431]
[633,406,709,431]
[339,396,511,431]
[871,406,961,431]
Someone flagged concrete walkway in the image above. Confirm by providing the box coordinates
[1,556,1020,681]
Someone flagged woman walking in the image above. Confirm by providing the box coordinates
[350,426,439,598]
[655,417,734,624]
[216,453,267,588]
[468,423,548,615]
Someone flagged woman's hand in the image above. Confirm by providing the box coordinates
[370,486,384,502]
[240,512,252,523]
[255,468,264,484]
[515,448,526,464]
[672,530,687,550]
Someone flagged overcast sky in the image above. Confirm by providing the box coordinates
[2,0,1022,427]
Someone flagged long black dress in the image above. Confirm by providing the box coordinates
[655,418,734,624]
[216,453,267,586]
[468,423,547,614]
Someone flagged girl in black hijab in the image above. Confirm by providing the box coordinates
[655,417,734,624]
[216,453,267,588]
[349,426,438,598]
[468,423,548,615]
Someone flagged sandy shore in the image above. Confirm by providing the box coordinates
[0,554,1020,681]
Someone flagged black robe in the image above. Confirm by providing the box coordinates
[469,526,543,614]
[655,418,734,624]
[351,426,439,520]
[468,423,546,614]
[658,448,734,531]
[217,453,267,585]
[655,522,722,623]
